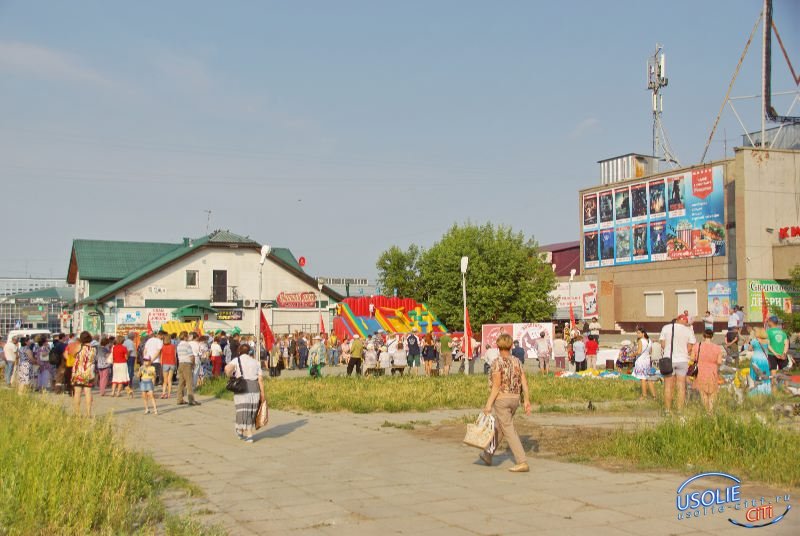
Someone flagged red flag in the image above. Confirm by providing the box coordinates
[260,309,276,351]
[569,302,576,328]
[464,307,473,359]
[319,313,326,335]
[761,290,769,328]
[146,317,153,336]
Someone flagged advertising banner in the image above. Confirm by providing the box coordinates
[481,322,554,361]
[582,165,725,269]
[550,281,598,319]
[746,279,800,322]
[707,281,738,319]
[216,309,243,321]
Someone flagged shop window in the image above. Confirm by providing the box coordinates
[644,292,664,317]
[675,290,698,317]
[185,270,199,289]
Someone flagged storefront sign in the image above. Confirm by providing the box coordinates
[276,291,316,308]
[117,309,145,324]
[707,280,737,319]
[216,309,243,321]
[20,306,48,322]
[583,165,725,268]
[778,226,800,240]
[747,279,800,322]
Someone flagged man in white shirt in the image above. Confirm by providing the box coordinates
[4,336,18,386]
[143,331,165,386]
[735,306,746,332]
[589,318,602,339]
[659,314,696,414]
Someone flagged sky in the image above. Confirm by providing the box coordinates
[1,0,797,282]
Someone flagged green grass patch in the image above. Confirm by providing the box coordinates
[592,410,800,488]
[0,390,220,535]
[197,374,640,413]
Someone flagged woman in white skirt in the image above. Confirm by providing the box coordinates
[111,338,132,397]
[632,326,656,400]
[224,344,265,443]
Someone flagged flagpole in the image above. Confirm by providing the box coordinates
[256,245,271,362]
[461,256,469,375]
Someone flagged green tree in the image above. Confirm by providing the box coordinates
[375,245,421,298]
[774,264,800,334]
[377,223,556,330]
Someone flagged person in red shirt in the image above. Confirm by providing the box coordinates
[110,338,132,398]
[159,333,177,399]
[585,335,599,370]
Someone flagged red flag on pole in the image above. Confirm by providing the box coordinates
[761,289,769,328]
[569,302,576,328]
[260,310,276,352]
[146,317,153,336]
[319,313,326,335]
[464,307,473,359]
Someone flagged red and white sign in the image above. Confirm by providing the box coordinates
[276,291,316,308]
[691,167,714,200]
[778,226,800,240]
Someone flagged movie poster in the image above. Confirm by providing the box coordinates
[584,232,599,268]
[649,220,667,261]
[667,175,686,217]
[631,182,648,221]
[615,225,632,264]
[600,229,615,266]
[583,193,598,229]
[633,223,649,262]
[649,179,666,218]
[598,190,614,228]
[614,187,630,223]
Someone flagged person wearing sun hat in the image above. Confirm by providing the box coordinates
[309,335,325,378]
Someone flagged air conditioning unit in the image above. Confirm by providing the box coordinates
[243,299,256,308]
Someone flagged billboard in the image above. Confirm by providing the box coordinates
[707,280,738,320]
[550,281,598,319]
[583,166,725,268]
[481,322,554,361]
[747,279,800,322]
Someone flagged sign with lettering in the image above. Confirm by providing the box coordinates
[778,226,800,240]
[276,291,316,308]
[216,309,243,321]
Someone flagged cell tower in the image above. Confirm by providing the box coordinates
[647,44,680,169]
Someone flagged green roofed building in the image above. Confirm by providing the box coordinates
[66,230,343,337]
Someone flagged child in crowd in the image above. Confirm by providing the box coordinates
[138,357,158,415]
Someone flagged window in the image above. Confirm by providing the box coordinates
[675,290,698,317]
[644,291,664,317]
[185,270,199,288]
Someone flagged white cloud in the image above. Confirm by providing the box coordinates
[569,117,600,139]
[0,41,113,87]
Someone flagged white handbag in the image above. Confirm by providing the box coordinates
[463,414,496,451]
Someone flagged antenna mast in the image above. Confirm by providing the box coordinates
[647,44,681,169]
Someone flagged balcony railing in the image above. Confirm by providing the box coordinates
[211,285,239,303]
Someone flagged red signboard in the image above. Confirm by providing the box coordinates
[276,291,316,308]
[691,168,714,200]
[778,226,800,240]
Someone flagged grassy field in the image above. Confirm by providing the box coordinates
[197,373,640,412]
[588,410,800,488]
[0,389,223,535]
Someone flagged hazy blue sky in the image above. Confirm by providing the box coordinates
[1,1,797,281]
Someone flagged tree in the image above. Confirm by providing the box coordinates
[774,264,800,334]
[375,245,420,298]
[376,223,556,330]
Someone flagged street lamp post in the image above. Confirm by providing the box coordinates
[255,245,271,363]
[461,256,469,375]
[317,280,324,335]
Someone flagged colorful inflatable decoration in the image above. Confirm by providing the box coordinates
[334,297,446,340]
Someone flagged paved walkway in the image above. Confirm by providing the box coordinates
[58,393,798,535]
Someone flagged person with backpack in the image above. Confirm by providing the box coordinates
[406,329,421,375]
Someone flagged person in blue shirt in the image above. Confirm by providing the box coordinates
[511,340,526,365]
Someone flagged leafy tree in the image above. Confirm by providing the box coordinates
[377,223,556,330]
[375,245,420,298]
[774,264,800,334]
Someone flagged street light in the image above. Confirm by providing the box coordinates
[461,256,469,375]
[255,245,271,363]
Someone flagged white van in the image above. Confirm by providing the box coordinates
[6,329,52,341]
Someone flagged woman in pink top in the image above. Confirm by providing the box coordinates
[691,329,724,414]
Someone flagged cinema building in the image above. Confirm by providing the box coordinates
[579,146,800,333]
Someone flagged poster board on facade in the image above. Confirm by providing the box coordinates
[550,281,598,319]
[582,166,725,268]
[747,279,800,322]
[216,309,243,321]
[707,281,737,320]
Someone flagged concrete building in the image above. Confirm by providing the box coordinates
[67,230,343,338]
[0,287,75,336]
[579,147,800,333]
[0,277,71,297]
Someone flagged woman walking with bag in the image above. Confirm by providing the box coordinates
[224,344,265,443]
[478,333,532,472]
